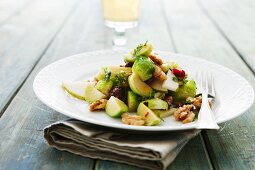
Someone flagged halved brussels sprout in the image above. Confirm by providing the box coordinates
[132,56,155,81]
[95,79,113,95]
[127,91,140,112]
[128,73,153,97]
[132,42,153,57]
[171,80,196,103]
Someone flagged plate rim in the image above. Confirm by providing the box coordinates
[33,50,255,131]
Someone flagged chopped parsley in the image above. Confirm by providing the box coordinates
[112,71,127,86]
[104,70,111,81]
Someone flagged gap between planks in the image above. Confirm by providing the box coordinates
[159,0,215,169]
[197,0,255,76]
[0,0,34,26]
[196,0,255,168]
[0,0,82,117]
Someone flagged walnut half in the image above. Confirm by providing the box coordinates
[187,96,202,108]
[89,99,108,111]
[187,96,212,109]
[174,105,195,123]
[153,64,167,81]
[121,113,145,126]
[148,53,164,65]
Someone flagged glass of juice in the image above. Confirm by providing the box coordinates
[102,0,141,46]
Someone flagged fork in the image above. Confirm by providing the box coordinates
[196,72,220,130]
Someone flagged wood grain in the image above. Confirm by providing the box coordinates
[199,0,255,73]
[162,0,255,169]
[0,0,109,169]
[125,0,174,50]
[0,0,80,115]
[0,0,212,170]
[0,0,33,24]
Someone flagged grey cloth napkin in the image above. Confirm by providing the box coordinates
[44,119,200,170]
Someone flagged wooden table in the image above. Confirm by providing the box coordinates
[0,0,254,169]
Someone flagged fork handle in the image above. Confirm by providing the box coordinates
[196,92,220,130]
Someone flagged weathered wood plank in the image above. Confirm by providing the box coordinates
[0,0,111,169]
[162,0,255,169]
[125,0,174,50]
[0,0,212,170]
[96,0,212,169]
[199,0,255,73]
[0,0,80,115]
[167,135,212,169]
[0,0,33,24]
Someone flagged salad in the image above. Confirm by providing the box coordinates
[62,42,203,126]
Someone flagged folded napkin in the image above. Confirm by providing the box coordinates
[44,119,199,170]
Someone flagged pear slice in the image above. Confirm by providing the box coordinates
[149,79,168,92]
[162,71,179,91]
[84,84,106,103]
[62,81,91,100]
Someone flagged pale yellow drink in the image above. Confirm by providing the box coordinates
[102,0,141,22]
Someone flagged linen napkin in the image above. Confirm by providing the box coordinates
[44,119,199,170]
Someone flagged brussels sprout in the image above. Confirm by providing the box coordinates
[95,79,113,95]
[153,107,177,118]
[112,73,126,86]
[132,41,153,57]
[128,73,154,97]
[154,92,165,99]
[127,91,140,112]
[105,96,128,118]
[144,98,168,110]
[171,80,196,103]
[132,56,155,81]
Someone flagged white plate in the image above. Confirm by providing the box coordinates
[33,50,254,131]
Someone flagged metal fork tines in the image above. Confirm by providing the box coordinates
[196,72,219,130]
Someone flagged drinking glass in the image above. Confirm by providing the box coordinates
[101,0,141,46]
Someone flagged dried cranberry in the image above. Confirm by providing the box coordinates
[172,69,185,79]
[125,62,133,67]
[108,86,127,102]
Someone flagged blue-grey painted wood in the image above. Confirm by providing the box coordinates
[0,0,80,115]
[0,0,33,25]
[199,0,255,73]
[0,0,212,170]
[162,0,255,169]
[0,0,109,169]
